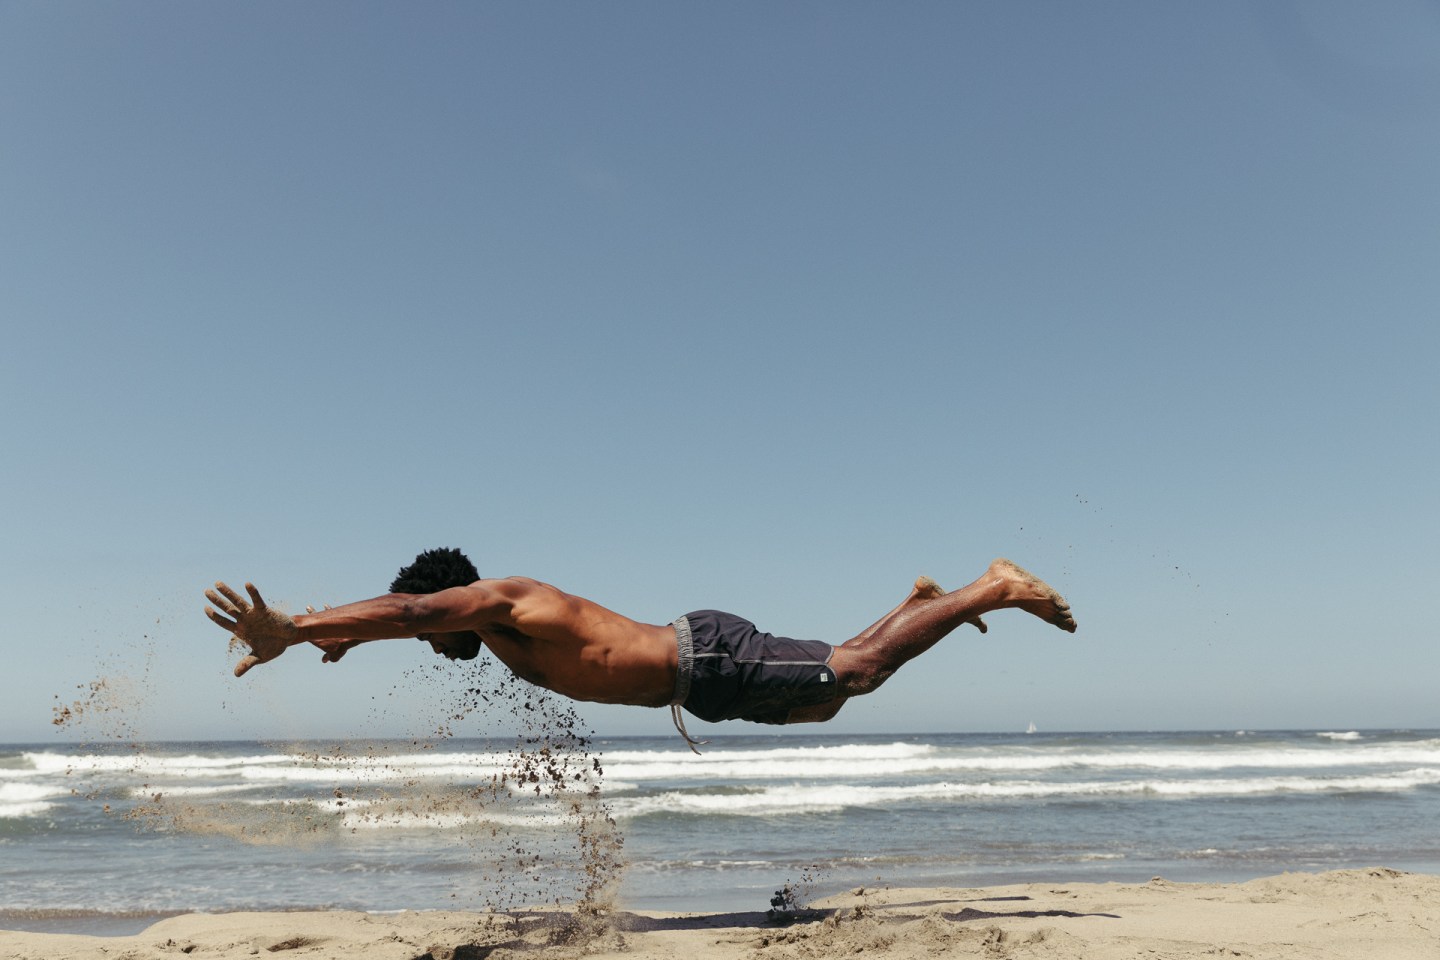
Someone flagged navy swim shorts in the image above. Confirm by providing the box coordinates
[671,610,838,726]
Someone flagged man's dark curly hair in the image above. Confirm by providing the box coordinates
[389,547,480,594]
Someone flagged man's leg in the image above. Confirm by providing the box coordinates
[829,559,1074,699]
[853,576,987,642]
[852,576,940,641]
[786,575,984,724]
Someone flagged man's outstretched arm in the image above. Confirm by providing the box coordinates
[204,579,529,676]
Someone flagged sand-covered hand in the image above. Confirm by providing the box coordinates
[205,581,299,677]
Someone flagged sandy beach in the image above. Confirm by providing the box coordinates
[4,868,1437,960]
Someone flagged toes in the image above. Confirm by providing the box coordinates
[914,576,947,600]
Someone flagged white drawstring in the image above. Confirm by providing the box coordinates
[671,703,709,755]
[668,615,706,753]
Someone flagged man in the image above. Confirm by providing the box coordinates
[205,548,1075,748]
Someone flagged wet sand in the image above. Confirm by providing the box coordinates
[4,868,1437,959]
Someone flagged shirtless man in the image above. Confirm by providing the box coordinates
[205,548,1075,747]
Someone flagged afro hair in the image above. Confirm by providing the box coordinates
[389,547,481,594]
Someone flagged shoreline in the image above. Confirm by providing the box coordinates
[4,868,1437,959]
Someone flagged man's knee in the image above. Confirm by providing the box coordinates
[787,696,847,724]
[829,648,893,698]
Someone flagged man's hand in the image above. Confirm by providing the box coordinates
[310,637,366,663]
[302,605,364,663]
[204,581,298,677]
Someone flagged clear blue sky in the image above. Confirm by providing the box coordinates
[3,2,1436,743]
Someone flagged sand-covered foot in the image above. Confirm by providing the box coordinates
[913,575,946,600]
[989,559,1076,633]
[915,575,987,632]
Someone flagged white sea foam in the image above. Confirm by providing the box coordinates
[0,783,68,820]
[127,784,259,798]
[232,760,510,784]
[0,782,69,818]
[23,751,296,775]
[606,767,1440,818]
[599,741,935,765]
[0,783,67,803]
[625,858,775,875]
[602,741,1440,781]
[332,803,575,831]
[23,738,1440,796]
[22,750,513,785]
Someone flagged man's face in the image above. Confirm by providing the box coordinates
[419,631,482,660]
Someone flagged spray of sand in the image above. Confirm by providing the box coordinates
[51,615,627,928]
[361,656,626,913]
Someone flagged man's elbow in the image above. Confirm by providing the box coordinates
[403,587,488,633]
[391,594,439,634]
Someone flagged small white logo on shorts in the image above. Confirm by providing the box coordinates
[819,671,830,682]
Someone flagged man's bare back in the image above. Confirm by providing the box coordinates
[205,549,1074,732]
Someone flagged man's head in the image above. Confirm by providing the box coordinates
[391,547,483,660]
[390,547,480,594]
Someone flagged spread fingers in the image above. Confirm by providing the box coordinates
[244,582,266,610]
[204,588,233,613]
[212,581,250,614]
[205,606,239,631]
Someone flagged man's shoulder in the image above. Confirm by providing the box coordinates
[470,576,553,594]
[463,577,572,612]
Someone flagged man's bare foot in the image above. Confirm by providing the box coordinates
[914,575,988,633]
[988,559,1077,633]
[913,575,946,600]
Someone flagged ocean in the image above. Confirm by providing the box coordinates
[4,729,1440,935]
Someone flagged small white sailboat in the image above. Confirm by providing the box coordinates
[1026,721,1037,734]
